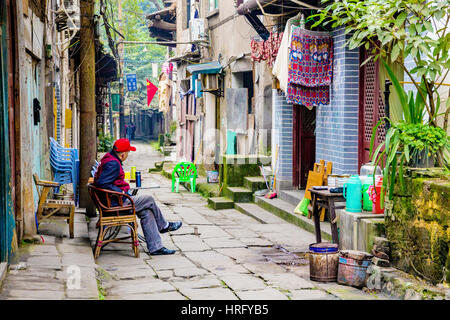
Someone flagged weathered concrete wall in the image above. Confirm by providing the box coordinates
[219,154,271,192]
[385,168,450,284]
[175,1,274,166]
[336,209,385,253]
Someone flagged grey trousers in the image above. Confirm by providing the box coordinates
[126,194,169,253]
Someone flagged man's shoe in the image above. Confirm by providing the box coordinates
[150,247,176,255]
[160,221,182,234]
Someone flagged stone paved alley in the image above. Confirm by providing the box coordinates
[0,142,392,300]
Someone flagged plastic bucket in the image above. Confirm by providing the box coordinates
[337,250,373,288]
[309,243,339,282]
[207,170,219,183]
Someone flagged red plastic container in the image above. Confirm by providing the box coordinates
[372,177,385,214]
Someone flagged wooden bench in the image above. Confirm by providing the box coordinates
[33,174,75,238]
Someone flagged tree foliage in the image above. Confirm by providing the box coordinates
[312,0,450,127]
[97,0,166,109]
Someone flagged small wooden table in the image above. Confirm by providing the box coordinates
[309,188,345,244]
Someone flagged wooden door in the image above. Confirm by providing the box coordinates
[293,106,316,189]
[359,47,386,170]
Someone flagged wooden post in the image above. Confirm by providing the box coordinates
[79,0,96,214]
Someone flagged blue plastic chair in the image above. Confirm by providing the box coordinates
[49,138,80,205]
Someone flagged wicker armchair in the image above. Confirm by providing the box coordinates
[87,184,139,259]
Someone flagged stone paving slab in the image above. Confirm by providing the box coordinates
[1,280,65,291]
[287,289,336,300]
[259,273,315,290]
[1,289,66,300]
[202,237,247,249]
[222,227,260,238]
[313,282,380,300]
[95,251,149,267]
[145,254,197,270]
[216,248,268,264]
[239,237,273,247]
[25,255,62,269]
[172,235,211,252]
[101,265,157,280]
[155,270,174,280]
[184,251,238,268]
[219,274,267,291]
[106,278,176,296]
[173,267,209,278]
[241,262,288,275]
[234,288,289,300]
[197,225,231,239]
[173,207,213,225]
[179,287,238,300]
[107,291,187,300]
[27,245,59,256]
[169,275,224,290]
[205,264,252,275]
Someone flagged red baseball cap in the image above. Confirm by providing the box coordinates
[113,139,136,152]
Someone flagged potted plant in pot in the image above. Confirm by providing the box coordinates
[369,62,449,200]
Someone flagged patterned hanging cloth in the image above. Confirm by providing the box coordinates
[286,27,333,108]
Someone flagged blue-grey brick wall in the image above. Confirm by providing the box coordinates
[272,90,293,188]
[316,27,360,175]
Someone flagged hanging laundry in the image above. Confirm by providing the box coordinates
[272,14,302,92]
[152,63,159,79]
[287,28,333,108]
[158,73,172,114]
[250,32,284,68]
[162,62,174,75]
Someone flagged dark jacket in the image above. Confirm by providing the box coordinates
[94,150,130,206]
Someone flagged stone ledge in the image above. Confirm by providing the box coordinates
[368,265,449,300]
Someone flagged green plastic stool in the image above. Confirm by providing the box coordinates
[171,162,197,193]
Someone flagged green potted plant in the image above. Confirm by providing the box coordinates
[369,62,449,200]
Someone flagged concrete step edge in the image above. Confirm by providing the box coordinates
[254,196,332,241]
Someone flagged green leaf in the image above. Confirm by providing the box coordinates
[391,43,401,62]
[409,24,417,36]
[395,12,408,27]
[424,21,434,33]
[382,59,409,121]
[389,154,397,200]
[369,118,386,159]
[404,144,410,162]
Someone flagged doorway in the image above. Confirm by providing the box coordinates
[293,106,316,189]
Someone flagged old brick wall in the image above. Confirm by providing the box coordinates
[385,169,450,284]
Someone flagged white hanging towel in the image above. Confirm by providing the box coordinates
[152,63,159,79]
[272,14,302,93]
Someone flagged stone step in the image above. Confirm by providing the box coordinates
[207,197,235,210]
[224,187,253,203]
[254,195,332,241]
[234,203,287,224]
[243,176,269,192]
[278,189,306,207]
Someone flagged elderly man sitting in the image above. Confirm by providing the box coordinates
[94,138,182,255]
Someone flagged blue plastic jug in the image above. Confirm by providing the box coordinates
[343,175,362,213]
